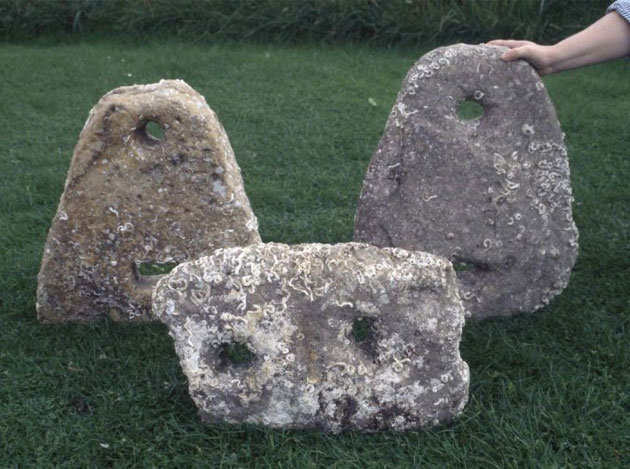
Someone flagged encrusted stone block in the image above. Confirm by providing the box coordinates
[153,242,469,433]
[354,44,578,319]
[37,80,261,322]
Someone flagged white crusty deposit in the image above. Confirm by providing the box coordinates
[153,242,469,433]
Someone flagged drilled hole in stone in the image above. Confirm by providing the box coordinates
[137,261,178,276]
[351,317,375,343]
[219,342,255,367]
[457,99,484,121]
[145,120,165,141]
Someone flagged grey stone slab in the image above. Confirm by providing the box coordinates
[37,80,261,322]
[153,242,469,433]
[354,44,578,319]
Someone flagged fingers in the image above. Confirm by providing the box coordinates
[485,39,552,74]
[486,41,534,62]
[501,47,528,62]
[486,39,533,49]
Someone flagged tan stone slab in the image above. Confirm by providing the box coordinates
[37,80,261,322]
[153,242,469,433]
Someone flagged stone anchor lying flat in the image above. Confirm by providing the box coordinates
[37,80,261,322]
[354,44,578,319]
[152,242,469,433]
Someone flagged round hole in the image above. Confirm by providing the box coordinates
[219,341,255,367]
[457,100,485,121]
[145,120,165,141]
[351,317,374,343]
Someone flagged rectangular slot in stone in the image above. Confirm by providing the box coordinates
[136,261,179,277]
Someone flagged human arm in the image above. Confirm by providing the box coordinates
[487,5,630,75]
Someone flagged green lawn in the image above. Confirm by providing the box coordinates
[1,35,629,467]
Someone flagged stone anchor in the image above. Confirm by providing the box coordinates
[354,44,578,319]
[152,242,469,433]
[37,79,261,322]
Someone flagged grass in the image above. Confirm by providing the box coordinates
[0,33,629,467]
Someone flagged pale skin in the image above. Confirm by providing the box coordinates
[487,11,630,75]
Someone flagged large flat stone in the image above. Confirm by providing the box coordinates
[153,242,469,433]
[354,44,578,319]
[37,80,261,322]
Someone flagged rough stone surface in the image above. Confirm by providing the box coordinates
[37,79,261,322]
[354,44,578,319]
[153,242,469,433]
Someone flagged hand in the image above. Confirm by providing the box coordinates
[488,12,630,75]
[486,39,556,76]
